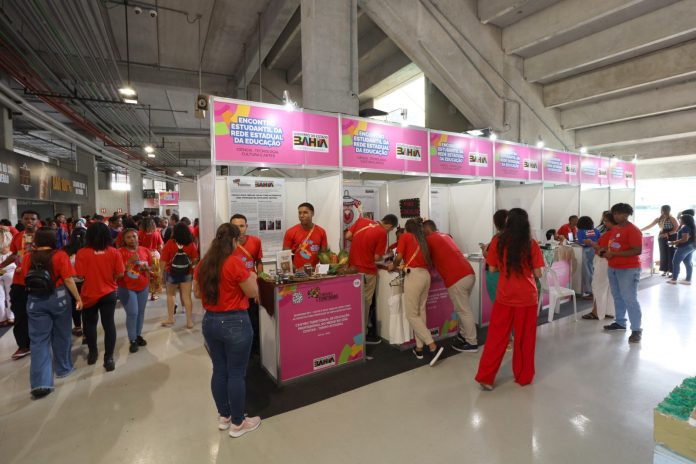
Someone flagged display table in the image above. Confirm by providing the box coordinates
[258,274,365,385]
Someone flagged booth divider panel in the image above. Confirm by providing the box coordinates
[307,174,342,252]
[543,187,580,231]
[580,188,610,225]
[449,183,495,254]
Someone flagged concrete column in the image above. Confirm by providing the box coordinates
[76,146,98,216]
[300,0,358,115]
[0,106,11,151]
[128,168,143,214]
[0,198,18,224]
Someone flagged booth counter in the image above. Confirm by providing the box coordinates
[258,274,365,385]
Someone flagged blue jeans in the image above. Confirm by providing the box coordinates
[27,286,73,390]
[608,268,642,331]
[582,246,595,294]
[672,245,695,281]
[202,310,253,425]
[117,286,149,341]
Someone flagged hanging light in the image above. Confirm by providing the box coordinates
[144,144,154,154]
[120,1,138,104]
[282,90,296,111]
[176,170,184,176]
[580,146,588,154]
[119,86,136,97]
[489,132,497,141]
[536,137,545,149]
[466,129,484,136]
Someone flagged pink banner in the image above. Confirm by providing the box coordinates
[610,159,636,188]
[640,235,654,273]
[429,131,494,178]
[580,155,601,185]
[598,157,611,186]
[341,117,428,173]
[212,99,339,167]
[494,141,542,181]
[542,150,580,185]
[158,191,179,205]
[277,275,364,382]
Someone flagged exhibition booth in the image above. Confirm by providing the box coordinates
[198,95,642,382]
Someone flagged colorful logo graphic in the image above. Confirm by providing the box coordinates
[293,131,329,152]
[469,153,489,167]
[396,143,422,161]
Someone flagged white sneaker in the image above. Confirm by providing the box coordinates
[218,416,231,430]
[229,416,261,438]
[679,280,692,285]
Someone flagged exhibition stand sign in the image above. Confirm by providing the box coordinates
[212,98,339,167]
[542,149,579,185]
[276,275,364,382]
[493,141,542,182]
[610,159,636,189]
[341,117,428,174]
[580,154,612,186]
[429,131,494,178]
[424,270,460,339]
[158,191,179,205]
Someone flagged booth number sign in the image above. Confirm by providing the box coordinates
[399,198,421,218]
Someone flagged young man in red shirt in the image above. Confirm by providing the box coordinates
[602,203,643,343]
[423,220,478,352]
[283,203,328,271]
[0,210,40,359]
[345,213,398,345]
[557,215,579,242]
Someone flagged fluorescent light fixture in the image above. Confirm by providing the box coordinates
[111,181,131,191]
[144,145,154,154]
[147,153,155,158]
[176,170,184,176]
[489,132,497,141]
[123,96,138,104]
[466,129,484,137]
[580,146,588,154]
[118,86,136,97]
[282,90,295,111]
[536,139,545,149]
[259,167,270,172]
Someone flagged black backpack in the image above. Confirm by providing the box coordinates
[67,228,86,256]
[170,243,191,276]
[25,252,55,294]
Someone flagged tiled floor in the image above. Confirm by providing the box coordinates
[1,277,694,464]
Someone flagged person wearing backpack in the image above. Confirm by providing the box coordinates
[66,218,88,339]
[21,227,82,399]
[160,222,198,329]
[75,223,125,372]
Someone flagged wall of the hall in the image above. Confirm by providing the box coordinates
[178,181,199,221]
[97,190,128,216]
[636,160,696,179]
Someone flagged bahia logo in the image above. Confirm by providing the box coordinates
[598,168,608,178]
[255,181,275,188]
[523,159,539,172]
[292,131,330,153]
[313,354,336,371]
[565,164,578,175]
[396,143,422,161]
[625,172,633,179]
[468,152,489,167]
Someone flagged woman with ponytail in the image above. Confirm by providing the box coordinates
[388,217,444,366]
[194,223,261,438]
[475,208,545,390]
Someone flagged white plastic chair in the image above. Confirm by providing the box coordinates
[545,267,577,322]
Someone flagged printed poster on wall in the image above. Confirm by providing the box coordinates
[227,176,286,257]
[158,191,179,205]
[277,276,364,381]
[580,155,601,185]
[342,186,380,250]
[542,149,579,185]
[212,98,339,167]
[494,141,542,181]
[610,159,636,188]
[429,131,494,178]
[429,188,448,233]
[341,117,428,174]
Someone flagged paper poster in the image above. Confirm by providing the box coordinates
[429,188,448,232]
[341,117,428,173]
[277,276,364,381]
[342,186,380,250]
[227,176,285,257]
[494,141,542,181]
[212,98,339,167]
[429,131,494,178]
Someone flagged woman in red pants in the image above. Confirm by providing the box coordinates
[475,208,545,390]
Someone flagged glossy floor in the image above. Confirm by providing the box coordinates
[1,279,694,464]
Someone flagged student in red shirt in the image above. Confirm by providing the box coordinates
[193,223,261,437]
[0,209,40,360]
[475,208,545,390]
[75,223,125,372]
[423,220,478,353]
[346,214,398,344]
[21,227,82,399]
[557,215,579,242]
[602,203,643,343]
[388,218,444,366]
[117,229,153,353]
[160,222,199,329]
[138,217,164,301]
[283,203,328,270]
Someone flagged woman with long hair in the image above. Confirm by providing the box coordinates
[117,229,153,353]
[667,214,696,285]
[482,209,509,304]
[160,222,198,328]
[388,218,444,366]
[583,212,617,320]
[194,223,261,437]
[75,223,125,372]
[138,217,163,301]
[475,208,545,390]
[22,227,81,399]
[641,205,679,276]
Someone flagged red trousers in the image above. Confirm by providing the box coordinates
[475,302,538,386]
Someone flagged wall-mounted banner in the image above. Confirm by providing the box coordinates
[212,98,339,167]
[610,159,636,188]
[158,191,179,205]
[494,141,542,181]
[429,131,494,178]
[580,154,601,185]
[341,117,428,174]
[542,149,580,185]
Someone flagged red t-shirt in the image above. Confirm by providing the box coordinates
[4,226,19,237]
[75,247,125,308]
[117,246,153,291]
[426,232,474,287]
[10,231,34,285]
[20,250,75,288]
[396,232,428,269]
[283,224,328,269]
[193,226,199,238]
[138,230,164,251]
[486,236,545,307]
[557,224,578,240]
[605,222,642,269]
[160,240,199,274]
[232,235,263,271]
[194,255,250,312]
[349,218,387,275]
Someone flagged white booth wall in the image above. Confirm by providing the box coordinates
[387,177,430,232]
[580,187,610,224]
[610,188,636,207]
[448,182,496,253]
[543,185,580,231]
[497,183,543,239]
[429,186,450,235]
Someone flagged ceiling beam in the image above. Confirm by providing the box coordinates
[477,0,559,27]
[610,136,696,159]
[265,8,301,70]
[150,126,209,137]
